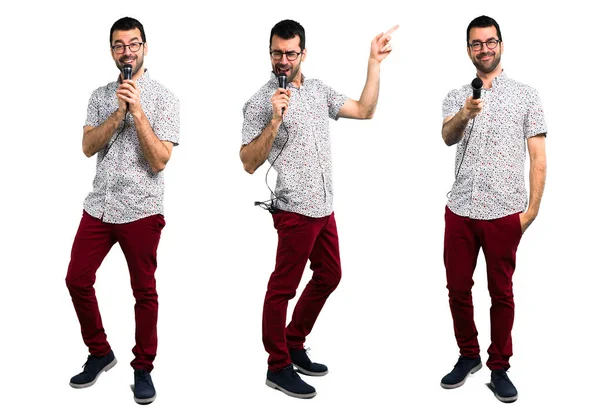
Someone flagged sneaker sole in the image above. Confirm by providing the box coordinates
[134,394,157,405]
[292,363,328,377]
[265,379,317,399]
[440,362,482,389]
[69,357,118,389]
[490,381,518,403]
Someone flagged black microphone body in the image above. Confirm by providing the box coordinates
[471,77,483,100]
[277,73,287,115]
[122,64,133,81]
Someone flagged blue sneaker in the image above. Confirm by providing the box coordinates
[69,351,117,388]
[266,365,317,399]
[134,370,156,405]
[490,370,518,403]
[440,355,482,389]
[290,348,328,376]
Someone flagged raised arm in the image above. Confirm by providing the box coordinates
[338,25,398,120]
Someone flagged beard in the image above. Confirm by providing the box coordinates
[472,51,501,74]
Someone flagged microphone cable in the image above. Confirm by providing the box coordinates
[98,114,127,163]
[455,116,477,179]
[100,67,132,164]
[254,120,290,213]
[446,115,477,199]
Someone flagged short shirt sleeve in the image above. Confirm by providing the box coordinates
[241,93,271,145]
[324,82,348,120]
[85,90,101,127]
[154,92,180,145]
[442,89,464,119]
[524,88,547,139]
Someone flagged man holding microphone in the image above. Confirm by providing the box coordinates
[65,16,179,405]
[240,19,397,399]
[439,15,547,403]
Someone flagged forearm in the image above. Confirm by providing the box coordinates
[526,155,547,217]
[240,119,281,174]
[442,108,470,146]
[82,109,125,157]
[356,58,381,119]
[133,112,171,173]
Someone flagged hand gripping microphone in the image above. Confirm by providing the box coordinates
[121,64,133,113]
[471,77,483,99]
[277,72,287,114]
[100,65,132,162]
[122,64,133,81]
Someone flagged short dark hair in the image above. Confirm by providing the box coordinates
[270,19,305,50]
[110,17,146,44]
[466,15,502,44]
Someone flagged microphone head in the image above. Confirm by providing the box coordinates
[277,72,287,90]
[471,77,483,90]
[471,77,483,99]
[122,64,133,81]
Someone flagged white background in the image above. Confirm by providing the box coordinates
[0,0,597,415]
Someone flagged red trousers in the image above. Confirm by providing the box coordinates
[444,206,522,370]
[263,211,342,371]
[65,211,165,372]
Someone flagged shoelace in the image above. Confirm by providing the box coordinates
[455,357,476,370]
[304,346,312,359]
[492,370,510,381]
[81,355,96,371]
[135,371,153,385]
[283,365,301,379]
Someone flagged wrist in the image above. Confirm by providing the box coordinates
[130,108,144,120]
[458,107,470,123]
[368,56,382,67]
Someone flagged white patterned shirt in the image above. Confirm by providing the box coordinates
[83,70,179,224]
[242,74,348,218]
[442,71,547,220]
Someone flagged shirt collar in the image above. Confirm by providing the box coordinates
[491,70,506,89]
[475,70,506,91]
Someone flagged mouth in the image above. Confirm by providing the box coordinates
[276,66,290,75]
[477,53,494,62]
[120,57,135,66]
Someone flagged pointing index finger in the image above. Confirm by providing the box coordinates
[384,24,399,37]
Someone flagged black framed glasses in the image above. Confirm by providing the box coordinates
[270,50,302,61]
[111,42,145,54]
[468,39,500,51]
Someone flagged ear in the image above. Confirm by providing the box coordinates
[466,45,472,59]
[301,48,307,62]
[143,42,148,57]
[500,41,504,55]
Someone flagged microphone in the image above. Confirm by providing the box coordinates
[122,64,133,81]
[277,72,287,115]
[471,77,483,99]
